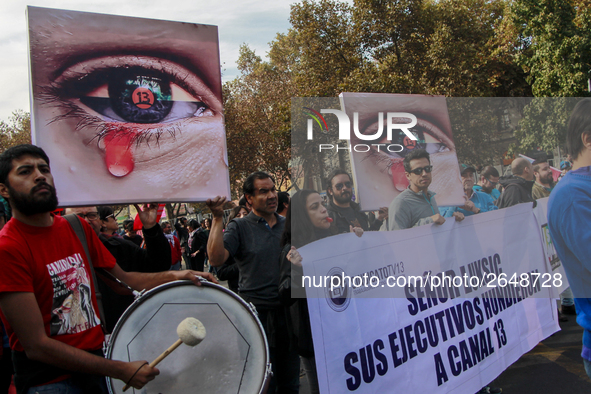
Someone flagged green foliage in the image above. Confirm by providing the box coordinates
[0,110,32,153]
[511,0,591,96]
[223,0,535,178]
[448,98,511,166]
[223,45,294,198]
[510,97,580,154]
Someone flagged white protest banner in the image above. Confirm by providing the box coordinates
[300,203,560,393]
[533,197,569,295]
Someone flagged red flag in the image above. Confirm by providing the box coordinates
[133,204,165,230]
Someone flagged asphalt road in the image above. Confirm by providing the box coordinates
[489,312,591,393]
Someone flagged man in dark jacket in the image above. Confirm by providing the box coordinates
[325,169,387,233]
[497,158,535,208]
[175,217,190,268]
[66,204,171,332]
[188,219,208,272]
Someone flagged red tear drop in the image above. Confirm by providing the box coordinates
[390,159,408,192]
[103,131,135,177]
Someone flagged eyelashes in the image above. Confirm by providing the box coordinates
[43,102,184,148]
[37,55,222,147]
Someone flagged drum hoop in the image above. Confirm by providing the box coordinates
[106,280,271,391]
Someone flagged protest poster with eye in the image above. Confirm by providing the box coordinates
[27,6,230,206]
[339,93,465,211]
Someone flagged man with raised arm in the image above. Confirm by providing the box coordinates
[0,144,214,393]
[207,171,299,394]
[439,164,497,218]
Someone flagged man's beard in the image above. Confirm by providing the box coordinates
[8,182,59,216]
[545,175,554,185]
[333,190,352,205]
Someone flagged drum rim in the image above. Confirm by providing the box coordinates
[106,279,271,393]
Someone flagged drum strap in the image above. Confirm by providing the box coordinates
[63,214,108,335]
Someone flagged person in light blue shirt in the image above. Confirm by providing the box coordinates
[473,165,501,202]
[548,98,591,380]
[440,164,498,218]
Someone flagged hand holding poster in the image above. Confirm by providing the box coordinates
[27,7,230,206]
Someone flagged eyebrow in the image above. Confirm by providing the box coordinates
[16,163,49,171]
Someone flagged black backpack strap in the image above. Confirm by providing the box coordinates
[63,214,107,335]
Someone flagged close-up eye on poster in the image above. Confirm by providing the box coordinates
[27,6,230,206]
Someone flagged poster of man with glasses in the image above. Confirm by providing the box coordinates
[339,93,464,212]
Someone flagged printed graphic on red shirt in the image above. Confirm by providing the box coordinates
[47,253,100,335]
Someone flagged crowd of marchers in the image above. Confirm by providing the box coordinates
[0,100,589,394]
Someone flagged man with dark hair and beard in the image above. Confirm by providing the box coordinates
[531,160,555,200]
[0,144,215,393]
[0,145,58,216]
[325,168,387,234]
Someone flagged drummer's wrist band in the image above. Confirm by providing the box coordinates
[127,362,149,385]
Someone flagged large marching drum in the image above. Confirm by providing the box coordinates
[106,280,271,393]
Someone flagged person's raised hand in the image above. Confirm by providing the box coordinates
[206,196,227,218]
[460,196,477,213]
[287,246,302,267]
[133,203,160,229]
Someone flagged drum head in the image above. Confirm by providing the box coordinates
[107,280,269,394]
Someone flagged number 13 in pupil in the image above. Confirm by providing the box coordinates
[132,88,155,109]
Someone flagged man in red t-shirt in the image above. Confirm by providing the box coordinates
[0,145,215,393]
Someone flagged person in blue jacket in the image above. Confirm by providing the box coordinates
[473,165,501,202]
[440,164,498,218]
[548,98,591,379]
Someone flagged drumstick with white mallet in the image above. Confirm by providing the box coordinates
[122,317,206,391]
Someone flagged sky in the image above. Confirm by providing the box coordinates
[0,0,294,122]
